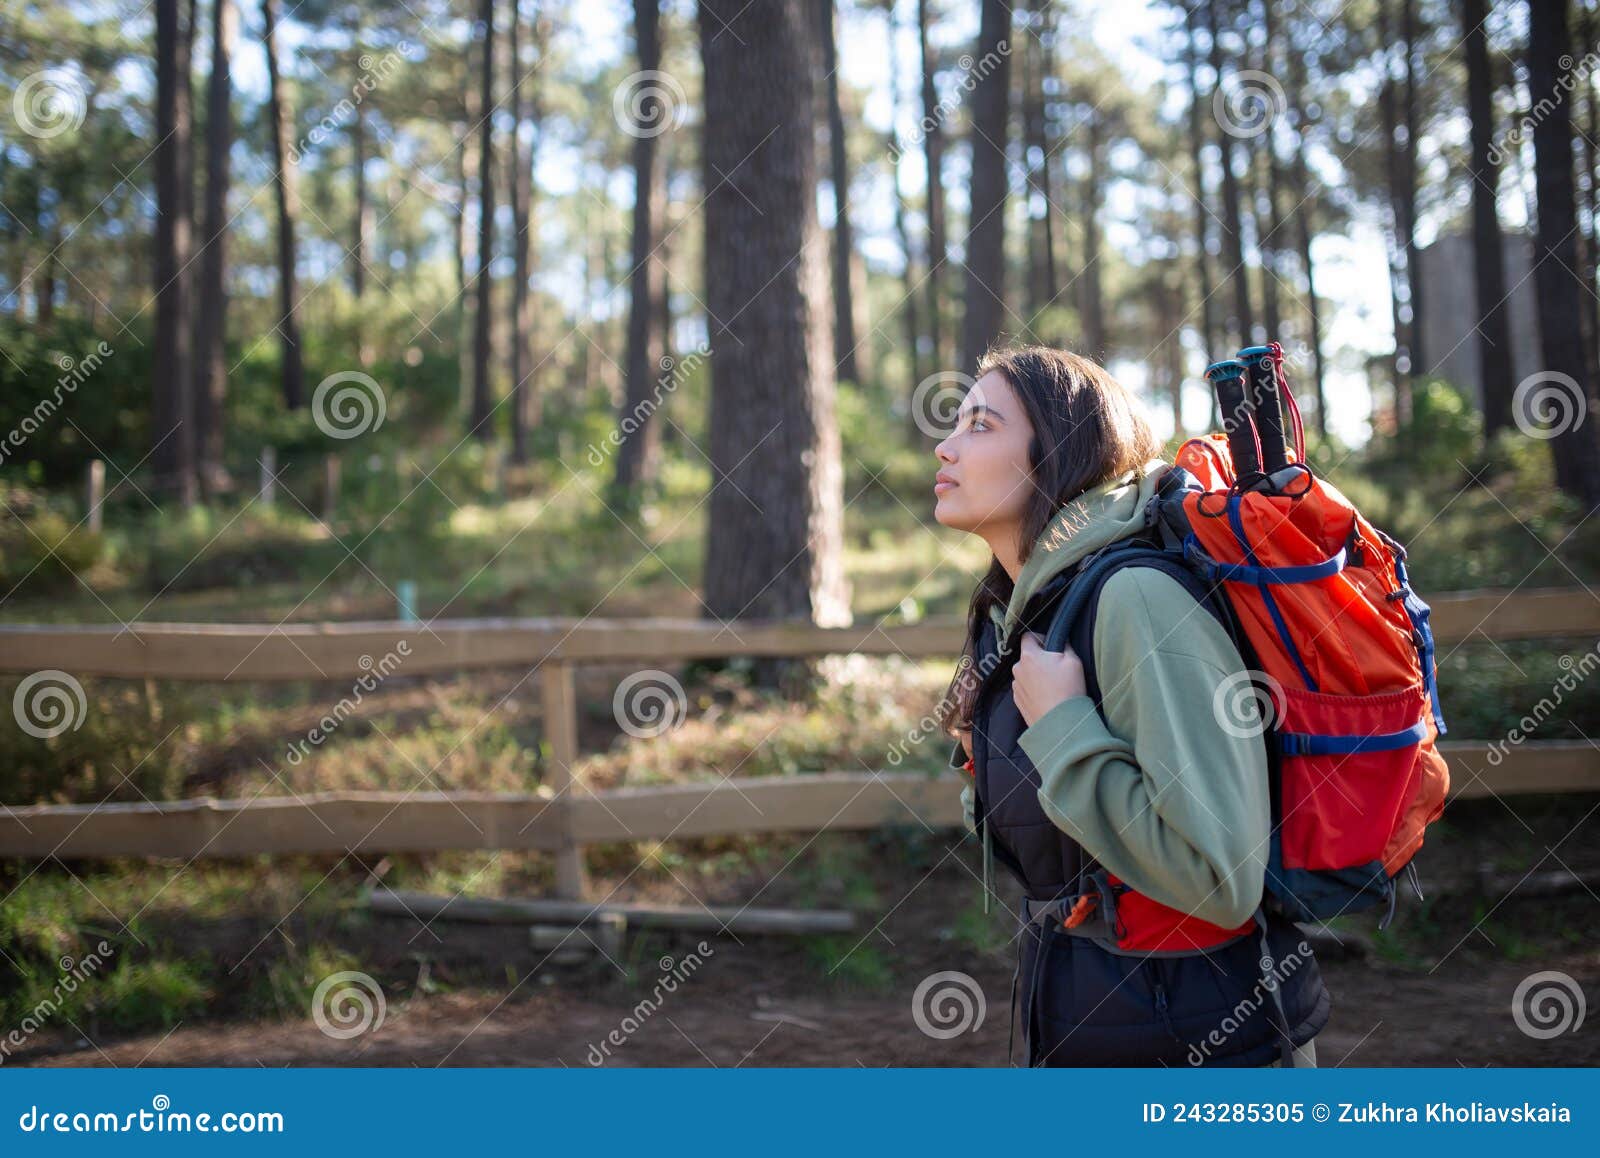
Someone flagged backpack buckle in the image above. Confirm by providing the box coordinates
[1030,870,1126,943]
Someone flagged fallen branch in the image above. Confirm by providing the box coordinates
[366,888,855,936]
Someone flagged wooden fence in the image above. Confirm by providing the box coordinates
[2,585,1599,898]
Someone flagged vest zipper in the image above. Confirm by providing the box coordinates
[981,815,993,915]
[1154,982,1183,1045]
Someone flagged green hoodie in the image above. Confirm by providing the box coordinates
[959,457,1270,929]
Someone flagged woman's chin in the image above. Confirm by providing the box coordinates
[932,497,968,530]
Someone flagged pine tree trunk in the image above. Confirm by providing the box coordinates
[1185,5,1219,361]
[1021,0,1057,328]
[262,0,304,413]
[1206,0,1252,347]
[614,0,665,494]
[959,0,1013,372]
[1284,8,1327,435]
[470,0,497,441]
[1079,113,1107,358]
[195,0,235,498]
[888,5,925,413]
[1464,0,1514,439]
[509,0,537,466]
[1400,0,1425,374]
[699,0,850,679]
[918,0,948,370]
[154,0,197,504]
[1529,0,1600,507]
[817,0,860,384]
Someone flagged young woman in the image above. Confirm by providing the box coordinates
[933,346,1330,1068]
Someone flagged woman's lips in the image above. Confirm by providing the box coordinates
[934,478,957,494]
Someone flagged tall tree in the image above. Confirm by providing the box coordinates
[509,0,539,465]
[1464,0,1513,439]
[1184,4,1220,360]
[699,0,850,659]
[1078,109,1108,357]
[817,0,861,384]
[614,0,666,493]
[1399,0,1425,375]
[959,0,1013,371]
[262,0,305,412]
[888,1,926,409]
[1256,0,1286,344]
[1577,1,1600,391]
[348,5,373,368]
[1529,0,1600,507]
[1021,0,1058,326]
[195,0,235,497]
[153,0,197,503]
[469,0,497,441]
[1284,5,1326,434]
[918,0,949,369]
[1206,0,1253,346]
[1376,0,1412,427]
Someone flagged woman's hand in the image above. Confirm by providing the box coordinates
[1013,632,1088,727]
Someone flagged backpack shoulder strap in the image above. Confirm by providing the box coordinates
[1042,540,1198,653]
[1041,538,1242,712]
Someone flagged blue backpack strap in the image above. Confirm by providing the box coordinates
[1041,541,1179,653]
[1042,539,1234,665]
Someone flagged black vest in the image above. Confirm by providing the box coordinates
[968,537,1332,1067]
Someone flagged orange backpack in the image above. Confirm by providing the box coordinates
[1148,342,1450,926]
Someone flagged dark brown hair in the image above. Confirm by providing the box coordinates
[936,345,1162,740]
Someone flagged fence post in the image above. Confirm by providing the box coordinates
[259,446,277,507]
[539,660,589,900]
[86,459,104,533]
[322,453,340,524]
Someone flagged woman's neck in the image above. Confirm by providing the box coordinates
[985,526,1025,583]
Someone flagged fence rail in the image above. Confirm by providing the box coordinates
[3,585,1598,896]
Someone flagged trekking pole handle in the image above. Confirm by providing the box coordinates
[1239,343,1290,475]
[1205,358,1262,482]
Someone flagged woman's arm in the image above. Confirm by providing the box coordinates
[1015,566,1271,928]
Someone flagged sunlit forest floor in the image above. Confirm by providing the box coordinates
[4,415,1600,1064]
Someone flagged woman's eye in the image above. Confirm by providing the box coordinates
[971,417,990,432]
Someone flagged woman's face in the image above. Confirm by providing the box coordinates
[933,370,1037,539]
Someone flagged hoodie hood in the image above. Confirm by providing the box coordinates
[992,456,1172,646]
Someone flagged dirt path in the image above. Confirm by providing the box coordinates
[21,951,1597,1068]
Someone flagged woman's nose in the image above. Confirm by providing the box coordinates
[935,436,955,464]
